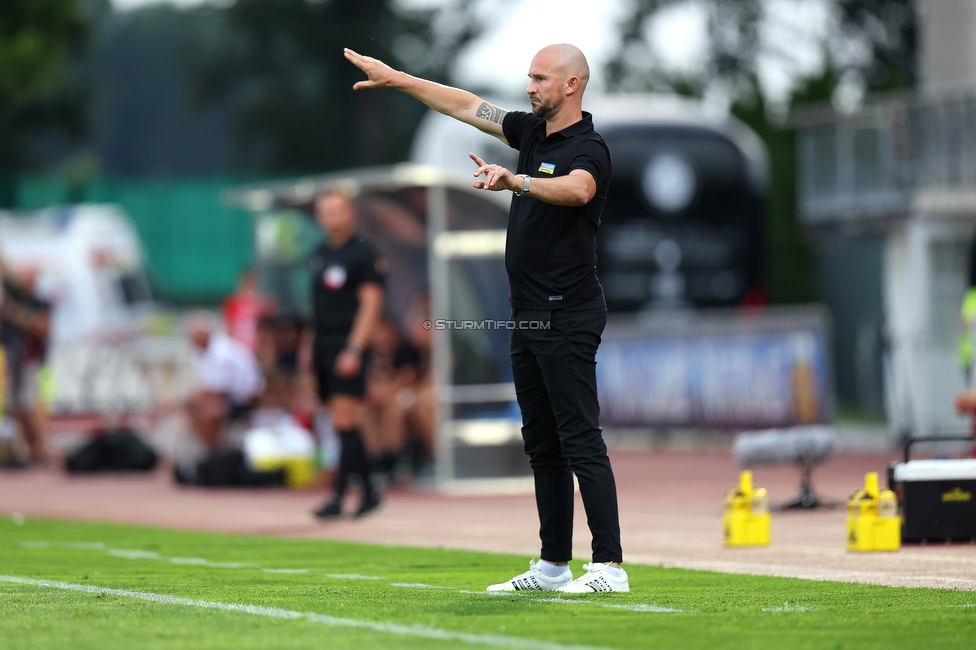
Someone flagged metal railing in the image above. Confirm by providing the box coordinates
[798,88,976,224]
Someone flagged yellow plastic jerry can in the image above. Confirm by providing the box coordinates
[846,472,901,552]
[723,471,771,546]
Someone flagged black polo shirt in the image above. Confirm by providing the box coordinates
[502,110,611,310]
[309,236,385,338]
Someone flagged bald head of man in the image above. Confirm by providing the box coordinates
[526,44,590,121]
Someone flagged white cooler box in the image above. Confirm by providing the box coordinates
[889,436,976,542]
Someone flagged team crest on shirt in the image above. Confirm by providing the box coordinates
[323,265,347,291]
[538,162,556,174]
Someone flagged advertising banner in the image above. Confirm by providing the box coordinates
[597,309,832,429]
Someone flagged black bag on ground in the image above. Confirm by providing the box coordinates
[175,449,285,487]
[65,429,158,472]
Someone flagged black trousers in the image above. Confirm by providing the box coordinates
[510,307,622,564]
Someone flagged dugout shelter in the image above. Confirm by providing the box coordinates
[228,164,530,491]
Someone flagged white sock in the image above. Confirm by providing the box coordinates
[538,560,570,578]
[607,565,626,578]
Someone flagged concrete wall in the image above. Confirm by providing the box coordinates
[884,217,973,436]
[921,0,976,91]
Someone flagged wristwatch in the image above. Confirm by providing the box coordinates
[515,174,531,197]
[344,343,363,356]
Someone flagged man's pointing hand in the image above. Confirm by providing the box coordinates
[344,48,398,90]
[470,152,518,193]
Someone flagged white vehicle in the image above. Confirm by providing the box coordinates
[0,204,155,344]
[0,205,173,416]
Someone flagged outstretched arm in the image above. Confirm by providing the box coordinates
[344,48,509,145]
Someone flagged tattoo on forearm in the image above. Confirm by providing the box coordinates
[476,102,508,124]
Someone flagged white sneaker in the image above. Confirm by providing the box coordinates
[556,562,630,593]
[486,559,573,592]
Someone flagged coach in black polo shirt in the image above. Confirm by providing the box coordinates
[345,43,628,593]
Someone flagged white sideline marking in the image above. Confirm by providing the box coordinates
[17,541,680,615]
[21,541,106,551]
[209,563,258,569]
[0,575,611,650]
[498,593,684,613]
[402,584,685,614]
[110,550,162,560]
[20,541,295,574]
[532,598,682,613]
[604,603,682,613]
[762,603,816,612]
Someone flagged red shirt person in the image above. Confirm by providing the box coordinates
[222,270,275,351]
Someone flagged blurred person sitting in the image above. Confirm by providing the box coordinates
[256,313,306,374]
[272,313,305,376]
[397,293,435,474]
[222,268,275,352]
[185,311,264,450]
[362,316,421,482]
[254,313,315,431]
[251,370,303,429]
[0,267,52,466]
[254,314,279,377]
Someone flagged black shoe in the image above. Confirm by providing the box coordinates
[355,492,381,518]
[173,462,196,485]
[314,498,343,519]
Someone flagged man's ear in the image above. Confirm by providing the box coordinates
[565,75,580,97]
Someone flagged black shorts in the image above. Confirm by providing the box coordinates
[313,336,368,401]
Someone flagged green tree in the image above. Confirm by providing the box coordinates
[186,0,480,174]
[83,4,238,176]
[0,0,101,206]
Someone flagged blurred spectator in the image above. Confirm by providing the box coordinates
[955,234,976,454]
[254,313,315,431]
[255,314,301,375]
[273,313,305,376]
[399,292,435,473]
[959,235,976,384]
[251,370,301,428]
[0,268,52,466]
[222,268,275,352]
[185,311,264,449]
[362,316,420,480]
[254,314,278,376]
[955,390,976,413]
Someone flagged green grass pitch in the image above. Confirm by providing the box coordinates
[1,516,973,649]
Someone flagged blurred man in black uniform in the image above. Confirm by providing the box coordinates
[310,190,385,518]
